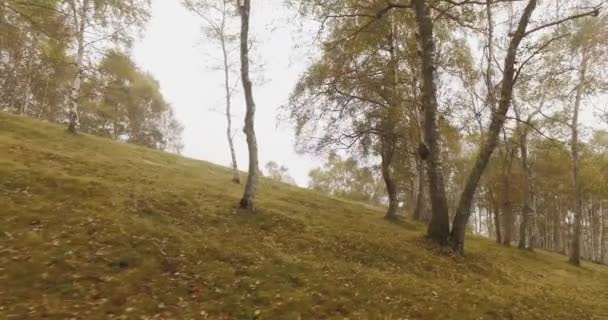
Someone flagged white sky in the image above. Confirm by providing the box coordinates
[133,0,322,186]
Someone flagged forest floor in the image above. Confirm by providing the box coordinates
[0,111,607,320]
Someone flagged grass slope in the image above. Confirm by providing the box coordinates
[0,112,607,320]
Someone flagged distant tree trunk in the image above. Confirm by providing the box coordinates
[475,200,482,234]
[484,188,494,238]
[593,201,601,262]
[494,205,502,244]
[569,49,587,266]
[529,191,538,250]
[502,204,513,246]
[499,139,516,247]
[487,188,501,243]
[220,27,240,184]
[601,201,606,264]
[21,58,32,116]
[553,208,561,253]
[21,81,31,116]
[543,205,552,251]
[238,0,259,211]
[413,157,428,221]
[412,0,450,245]
[449,0,537,253]
[501,166,513,247]
[381,139,399,220]
[589,199,597,262]
[113,103,121,139]
[67,0,89,134]
[518,125,532,249]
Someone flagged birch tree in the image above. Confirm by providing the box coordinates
[237,0,260,211]
[286,7,419,220]
[185,0,241,183]
[565,15,608,265]
[424,0,600,252]
[290,0,600,253]
[61,0,150,133]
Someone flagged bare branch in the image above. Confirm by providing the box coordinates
[523,7,601,37]
[1,3,56,39]
[506,115,561,145]
[321,1,411,46]
[440,0,522,5]
[513,33,570,83]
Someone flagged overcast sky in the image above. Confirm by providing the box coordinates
[133,0,321,186]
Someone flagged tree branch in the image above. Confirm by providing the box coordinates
[506,115,561,145]
[440,0,522,5]
[321,1,411,46]
[523,7,601,37]
[513,33,570,83]
[1,3,56,39]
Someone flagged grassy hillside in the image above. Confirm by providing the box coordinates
[0,112,607,320]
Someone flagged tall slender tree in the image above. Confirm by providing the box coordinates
[238,0,260,211]
[412,0,451,244]
[566,15,608,265]
[185,0,241,183]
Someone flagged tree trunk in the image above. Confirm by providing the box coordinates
[238,0,259,211]
[601,201,605,264]
[488,188,502,243]
[569,49,587,266]
[449,0,538,253]
[518,128,532,249]
[501,165,513,246]
[484,0,496,114]
[221,28,240,184]
[476,202,482,234]
[413,157,426,221]
[529,191,538,250]
[589,199,597,261]
[494,204,502,244]
[502,203,513,246]
[67,0,88,134]
[113,103,121,139]
[383,14,400,221]
[412,0,450,245]
[548,201,552,250]
[485,189,494,238]
[411,64,427,222]
[21,80,31,116]
[500,140,516,247]
[494,207,502,244]
[382,139,399,220]
[593,200,601,262]
[553,206,561,253]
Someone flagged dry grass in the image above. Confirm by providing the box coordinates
[1,112,607,319]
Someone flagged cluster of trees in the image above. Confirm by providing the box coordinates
[1,0,183,152]
[6,0,607,265]
[470,133,608,263]
[281,0,607,265]
[185,0,606,265]
[264,160,297,186]
[308,153,387,206]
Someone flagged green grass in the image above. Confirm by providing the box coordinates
[0,112,607,320]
